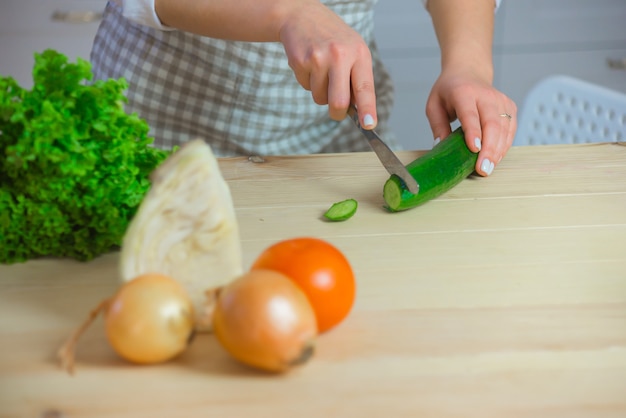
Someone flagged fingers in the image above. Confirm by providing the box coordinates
[427,78,517,177]
[349,45,377,129]
[455,93,499,176]
[425,94,454,146]
[308,55,330,105]
[305,43,376,127]
[471,96,517,176]
[280,7,376,127]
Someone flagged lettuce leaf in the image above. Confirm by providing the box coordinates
[0,49,171,264]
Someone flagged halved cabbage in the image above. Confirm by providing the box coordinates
[119,139,243,330]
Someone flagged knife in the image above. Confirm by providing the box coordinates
[346,104,419,194]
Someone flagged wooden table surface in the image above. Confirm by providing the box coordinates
[1,143,626,418]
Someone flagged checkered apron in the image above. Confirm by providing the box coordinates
[90,1,399,156]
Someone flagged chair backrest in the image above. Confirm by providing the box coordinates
[514,75,626,146]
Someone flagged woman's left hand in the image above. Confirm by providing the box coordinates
[425,68,517,177]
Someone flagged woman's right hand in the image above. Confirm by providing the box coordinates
[278,1,378,129]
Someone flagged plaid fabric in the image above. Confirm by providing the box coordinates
[90,1,399,156]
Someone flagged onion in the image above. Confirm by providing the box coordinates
[58,273,195,374]
[212,269,318,373]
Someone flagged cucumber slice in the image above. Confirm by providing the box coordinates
[383,128,478,212]
[324,198,358,221]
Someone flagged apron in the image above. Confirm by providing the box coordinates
[90,1,398,156]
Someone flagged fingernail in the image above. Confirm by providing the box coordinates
[363,114,375,128]
[433,137,441,147]
[481,158,495,176]
[474,137,482,151]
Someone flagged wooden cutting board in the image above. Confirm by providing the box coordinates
[1,143,625,418]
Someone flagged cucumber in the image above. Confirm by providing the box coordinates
[383,128,478,212]
[324,198,358,221]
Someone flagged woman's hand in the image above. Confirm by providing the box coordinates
[426,68,517,176]
[278,2,378,128]
[425,0,516,176]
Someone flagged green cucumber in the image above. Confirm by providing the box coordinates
[324,198,358,221]
[383,128,478,212]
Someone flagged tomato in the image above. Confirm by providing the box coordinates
[250,237,355,333]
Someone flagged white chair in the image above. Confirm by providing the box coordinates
[514,75,626,146]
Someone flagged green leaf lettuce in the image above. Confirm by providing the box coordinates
[0,49,171,264]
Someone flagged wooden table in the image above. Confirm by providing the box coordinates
[1,143,626,417]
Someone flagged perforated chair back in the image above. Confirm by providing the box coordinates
[514,75,626,146]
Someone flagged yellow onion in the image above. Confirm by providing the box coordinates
[58,273,195,373]
[105,273,195,364]
[212,269,317,373]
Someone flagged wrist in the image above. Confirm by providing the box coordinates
[440,46,494,84]
[276,0,327,44]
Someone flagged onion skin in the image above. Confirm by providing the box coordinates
[105,273,195,364]
[212,269,318,373]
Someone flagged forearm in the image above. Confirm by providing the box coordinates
[426,0,496,82]
[124,0,378,126]
[154,0,320,42]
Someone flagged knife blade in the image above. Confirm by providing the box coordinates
[346,104,419,194]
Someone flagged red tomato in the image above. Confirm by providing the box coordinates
[250,237,356,333]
